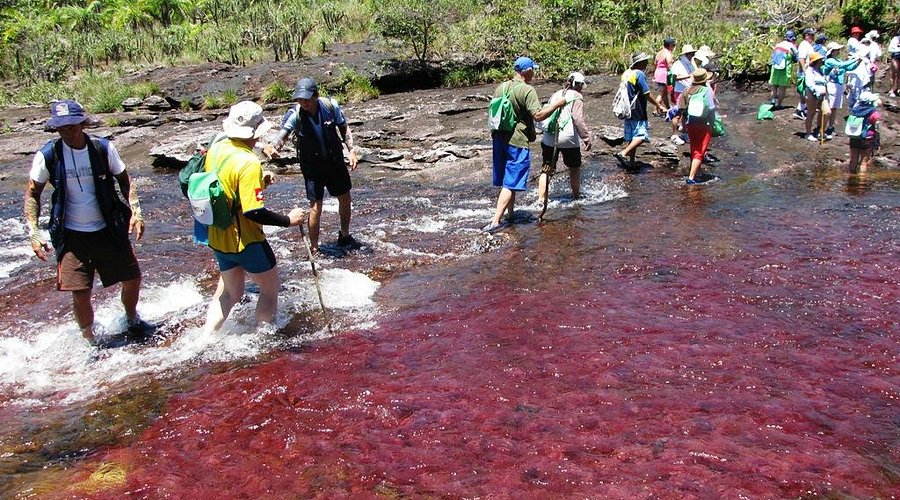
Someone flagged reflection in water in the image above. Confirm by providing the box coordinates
[845,171,871,195]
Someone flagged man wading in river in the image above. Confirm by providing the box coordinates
[24,100,153,346]
[202,101,306,334]
[485,56,566,232]
[263,77,359,252]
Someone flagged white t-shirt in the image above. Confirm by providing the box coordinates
[672,56,695,94]
[30,140,126,232]
[798,40,814,69]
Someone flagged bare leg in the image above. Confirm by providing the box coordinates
[859,148,873,173]
[569,167,581,199]
[688,157,703,181]
[491,188,514,226]
[120,276,141,321]
[72,289,95,343]
[537,173,549,220]
[248,267,280,326]
[336,192,351,237]
[307,200,323,251]
[848,147,861,173]
[203,266,246,334]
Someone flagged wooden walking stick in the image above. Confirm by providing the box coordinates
[299,223,333,334]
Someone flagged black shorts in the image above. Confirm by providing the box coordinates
[58,229,140,291]
[302,162,352,202]
[540,144,582,175]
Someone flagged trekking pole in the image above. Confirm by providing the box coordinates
[298,223,333,334]
[538,129,559,221]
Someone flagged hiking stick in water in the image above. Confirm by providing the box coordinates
[299,224,333,334]
[538,129,560,221]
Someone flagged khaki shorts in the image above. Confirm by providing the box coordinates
[57,229,140,291]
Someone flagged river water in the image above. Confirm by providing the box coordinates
[0,89,897,497]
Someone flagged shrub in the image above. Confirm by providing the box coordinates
[130,81,161,99]
[221,89,239,106]
[328,67,380,102]
[202,94,223,109]
[262,81,292,103]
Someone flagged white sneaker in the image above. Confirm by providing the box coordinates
[670,134,685,145]
[806,134,818,142]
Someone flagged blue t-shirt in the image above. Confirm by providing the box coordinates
[280,98,347,156]
[625,69,651,121]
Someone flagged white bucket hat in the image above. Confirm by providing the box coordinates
[223,101,272,139]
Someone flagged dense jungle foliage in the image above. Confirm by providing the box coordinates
[0,0,896,108]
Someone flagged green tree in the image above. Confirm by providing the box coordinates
[375,0,473,67]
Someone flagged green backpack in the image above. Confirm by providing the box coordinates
[186,144,240,230]
[487,81,523,132]
[544,94,583,134]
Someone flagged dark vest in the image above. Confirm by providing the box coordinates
[39,135,132,261]
[291,99,345,173]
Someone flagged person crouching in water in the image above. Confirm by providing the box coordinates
[202,101,306,334]
[846,92,881,174]
[803,52,829,141]
[676,69,717,184]
[538,71,592,208]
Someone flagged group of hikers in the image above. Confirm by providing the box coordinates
[767,26,895,172]
[486,43,725,233]
[24,77,359,347]
[22,28,896,345]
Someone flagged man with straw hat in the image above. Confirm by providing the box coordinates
[614,51,666,170]
[803,52,829,141]
[24,99,153,346]
[676,68,717,184]
[202,101,306,335]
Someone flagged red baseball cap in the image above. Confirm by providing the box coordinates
[850,26,864,34]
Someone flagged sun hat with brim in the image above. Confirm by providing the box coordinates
[808,52,824,64]
[222,101,272,140]
[680,44,696,55]
[850,26,864,35]
[690,68,711,85]
[514,56,538,72]
[630,51,651,67]
[293,77,318,100]
[825,42,844,53]
[46,100,89,130]
[569,71,586,85]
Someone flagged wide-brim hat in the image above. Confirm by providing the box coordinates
[630,51,651,67]
[690,68,711,84]
[46,100,89,130]
[222,101,272,139]
[680,44,696,55]
[825,42,844,53]
[808,52,824,64]
[859,91,880,105]
[568,71,586,85]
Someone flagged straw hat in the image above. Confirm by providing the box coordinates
[680,44,697,56]
[808,52,824,65]
[690,68,711,85]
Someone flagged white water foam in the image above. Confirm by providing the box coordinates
[0,218,44,279]
[0,267,380,407]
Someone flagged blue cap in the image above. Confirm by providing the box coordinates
[786,30,796,41]
[46,100,88,129]
[513,56,538,72]
[293,77,318,100]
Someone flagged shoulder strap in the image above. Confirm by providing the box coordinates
[88,136,111,175]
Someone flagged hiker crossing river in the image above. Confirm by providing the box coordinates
[0,69,897,496]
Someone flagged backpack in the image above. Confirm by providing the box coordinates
[487,81,523,131]
[185,139,241,230]
[844,107,874,138]
[178,132,226,197]
[685,86,711,124]
[612,70,638,120]
[771,49,787,70]
[544,93,583,134]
